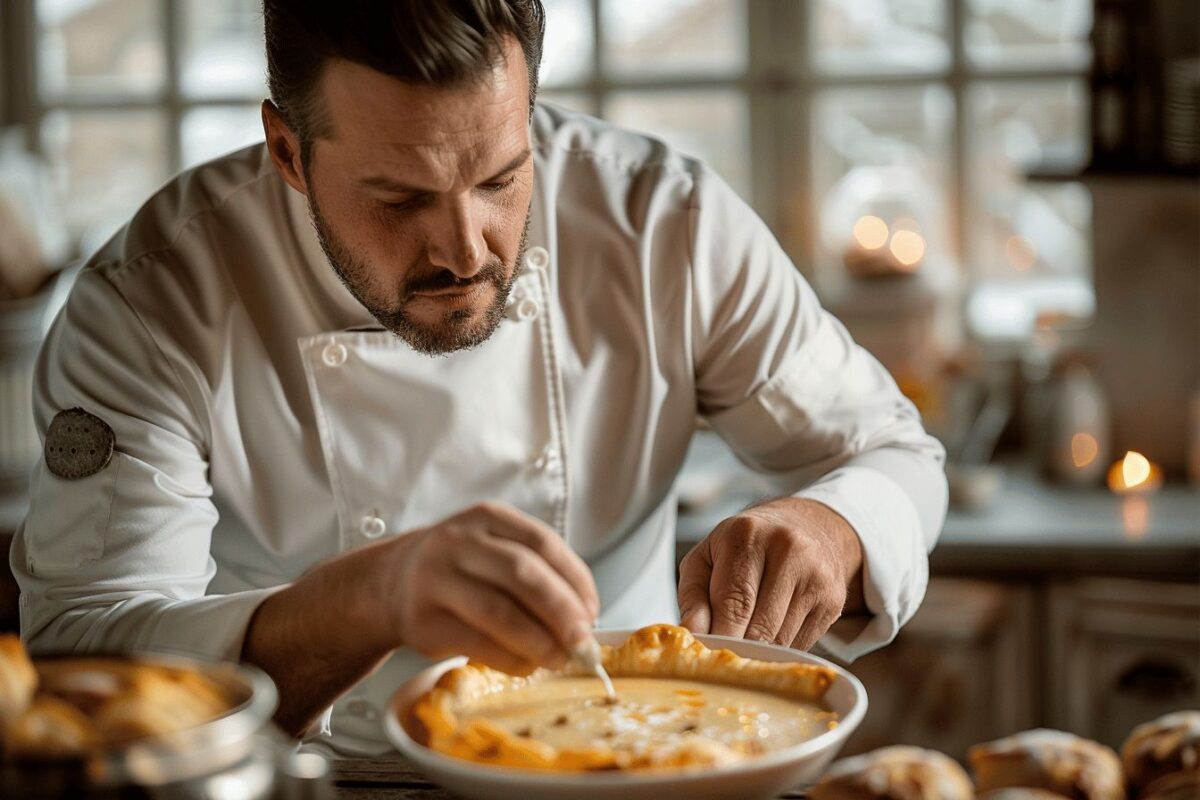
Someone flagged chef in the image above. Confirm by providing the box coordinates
[11,1,946,754]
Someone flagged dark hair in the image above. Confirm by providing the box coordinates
[264,1,545,156]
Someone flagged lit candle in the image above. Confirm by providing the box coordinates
[1106,451,1164,494]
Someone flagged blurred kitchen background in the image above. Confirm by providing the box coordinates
[0,0,1197,756]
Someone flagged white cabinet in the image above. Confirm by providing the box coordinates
[838,576,1199,756]
[1048,577,1200,748]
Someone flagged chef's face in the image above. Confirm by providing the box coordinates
[265,38,534,355]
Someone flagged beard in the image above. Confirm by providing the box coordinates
[307,186,529,356]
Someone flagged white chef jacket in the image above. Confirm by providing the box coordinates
[12,103,946,754]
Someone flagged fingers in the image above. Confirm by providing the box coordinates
[707,521,767,638]
[741,541,801,644]
[792,602,842,652]
[417,609,539,675]
[464,503,601,621]
[677,541,713,634]
[679,514,848,652]
[455,534,593,652]
[436,577,567,669]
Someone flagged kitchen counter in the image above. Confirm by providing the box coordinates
[676,434,1200,581]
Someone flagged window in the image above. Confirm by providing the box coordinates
[12,0,267,253]
[5,0,1095,341]
[542,0,1094,345]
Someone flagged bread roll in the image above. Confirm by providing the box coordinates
[1120,711,1200,796]
[4,695,97,758]
[969,729,1124,800]
[811,745,975,800]
[0,635,37,732]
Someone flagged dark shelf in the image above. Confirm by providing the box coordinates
[1026,163,1200,182]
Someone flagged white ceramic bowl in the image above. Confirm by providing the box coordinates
[385,630,867,800]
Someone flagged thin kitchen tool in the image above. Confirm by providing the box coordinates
[572,637,616,701]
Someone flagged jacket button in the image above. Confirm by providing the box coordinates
[533,444,561,473]
[322,342,348,367]
[516,297,541,322]
[524,246,550,271]
[360,515,386,539]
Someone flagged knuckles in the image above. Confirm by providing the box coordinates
[714,586,756,625]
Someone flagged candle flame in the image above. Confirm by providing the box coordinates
[1108,450,1163,494]
[852,216,889,250]
[1071,433,1099,468]
[1121,451,1152,488]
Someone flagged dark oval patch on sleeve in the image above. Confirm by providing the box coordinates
[45,408,115,480]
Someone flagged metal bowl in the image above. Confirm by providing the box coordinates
[0,651,297,800]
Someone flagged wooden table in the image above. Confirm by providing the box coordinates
[331,757,809,798]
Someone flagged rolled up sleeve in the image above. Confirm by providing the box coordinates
[688,167,947,661]
[11,265,280,661]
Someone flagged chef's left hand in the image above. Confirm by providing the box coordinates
[677,497,865,651]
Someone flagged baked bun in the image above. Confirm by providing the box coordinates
[0,635,37,732]
[4,696,97,758]
[94,666,229,743]
[811,745,974,800]
[1120,711,1200,796]
[1138,769,1200,800]
[978,791,1072,800]
[969,729,1125,800]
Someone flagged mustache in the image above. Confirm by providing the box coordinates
[402,257,507,298]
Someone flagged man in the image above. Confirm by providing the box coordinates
[12,1,946,753]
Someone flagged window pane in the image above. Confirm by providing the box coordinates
[541,0,593,87]
[602,0,747,77]
[182,105,264,168]
[41,110,170,249]
[810,0,950,75]
[811,86,954,278]
[180,0,268,99]
[965,0,1092,70]
[37,0,165,97]
[604,90,751,199]
[967,81,1090,287]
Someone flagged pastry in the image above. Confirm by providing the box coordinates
[810,745,974,800]
[977,791,1069,800]
[1137,769,1200,800]
[0,635,37,731]
[1120,711,1200,796]
[413,623,839,771]
[1,637,235,759]
[4,695,97,758]
[969,729,1125,800]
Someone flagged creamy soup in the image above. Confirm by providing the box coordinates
[465,676,838,755]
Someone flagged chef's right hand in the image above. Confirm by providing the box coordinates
[378,502,600,675]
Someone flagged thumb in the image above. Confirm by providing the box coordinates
[677,542,713,635]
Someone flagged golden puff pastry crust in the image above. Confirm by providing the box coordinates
[810,745,974,800]
[4,696,98,758]
[0,635,37,733]
[1120,711,1200,796]
[968,729,1125,800]
[413,624,837,772]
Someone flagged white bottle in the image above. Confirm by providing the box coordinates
[1044,359,1111,487]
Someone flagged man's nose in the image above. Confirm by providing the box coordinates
[426,196,488,278]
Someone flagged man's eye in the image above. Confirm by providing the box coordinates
[383,197,423,213]
[480,174,517,192]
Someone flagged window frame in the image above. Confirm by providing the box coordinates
[2,0,1093,296]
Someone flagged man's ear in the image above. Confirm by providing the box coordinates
[262,100,308,196]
